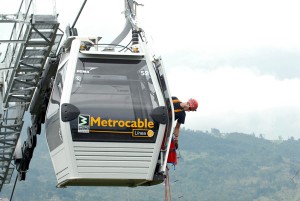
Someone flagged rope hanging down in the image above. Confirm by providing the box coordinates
[165,168,172,201]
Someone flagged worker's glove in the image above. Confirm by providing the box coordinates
[174,139,179,150]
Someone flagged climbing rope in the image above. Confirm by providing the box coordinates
[164,167,172,201]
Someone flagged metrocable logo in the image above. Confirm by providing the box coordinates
[90,117,154,128]
[78,114,90,133]
[77,115,155,137]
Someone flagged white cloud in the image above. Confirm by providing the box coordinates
[167,66,300,139]
[139,0,300,54]
[193,107,300,140]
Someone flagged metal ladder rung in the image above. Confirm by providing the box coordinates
[15,73,38,79]
[7,95,30,103]
[0,145,15,149]
[0,164,10,169]
[9,89,33,96]
[0,139,18,143]
[19,63,42,71]
[11,79,36,89]
[30,31,53,39]
[33,24,57,29]
[0,131,18,136]
[27,41,50,47]
[24,49,47,57]
[0,152,14,156]
[21,57,45,64]
[0,123,22,130]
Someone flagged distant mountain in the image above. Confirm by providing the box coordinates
[2,128,300,201]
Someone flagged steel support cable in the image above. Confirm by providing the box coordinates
[9,175,18,201]
[71,0,87,29]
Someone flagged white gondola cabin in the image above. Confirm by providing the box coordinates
[45,37,174,187]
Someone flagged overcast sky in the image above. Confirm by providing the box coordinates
[2,0,300,139]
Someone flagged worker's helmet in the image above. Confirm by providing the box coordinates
[188,98,198,111]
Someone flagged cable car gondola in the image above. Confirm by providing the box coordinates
[45,36,174,187]
[44,1,175,186]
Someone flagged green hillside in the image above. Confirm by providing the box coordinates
[2,129,300,201]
